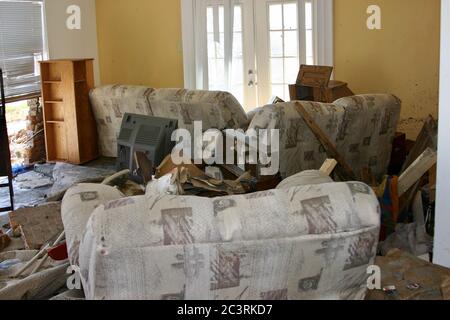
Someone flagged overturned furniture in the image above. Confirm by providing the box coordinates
[89,85,401,181]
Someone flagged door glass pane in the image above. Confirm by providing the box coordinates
[270,58,284,84]
[283,3,297,30]
[233,32,243,57]
[268,1,299,101]
[269,4,283,30]
[305,1,314,65]
[232,58,243,103]
[270,31,283,57]
[207,7,214,33]
[206,5,244,105]
[284,58,299,84]
[284,30,298,57]
[231,5,244,104]
[271,84,285,98]
[234,5,242,32]
[306,30,313,59]
[305,2,313,30]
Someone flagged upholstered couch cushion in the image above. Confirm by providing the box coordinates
[248,94,401,180]
[64,180,380,300]
[89,85,248,157]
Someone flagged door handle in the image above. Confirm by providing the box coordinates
[248,69,257,86]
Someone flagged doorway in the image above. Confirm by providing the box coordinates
[185,0,319,110]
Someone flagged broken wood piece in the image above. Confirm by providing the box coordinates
[294,102,356,180]
[398,148,437,197]
[9,202,63,250]
[0,231,11,251]
[190,178,228,195]
[442,277,450,300]
[13,244,50,278]
[134,151,153,185]
[23,231,65,277]
[429,164,437,203]
[155,155,205,179]
[223,171,253,194]
[401,116,438,174]
[319,159,338,176]
[205,166,224,181]
[219,164,246,179]
[30,253,49,275]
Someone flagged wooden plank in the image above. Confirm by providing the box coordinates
[398,148,437,197]
[442,277,450,300]
[294,102,356,180]
[401,116,438,173]
[9,202,63,250]
[429,164,437,203]
[134,151,153,185]
[0,232,11,251]
[319,159,338,176]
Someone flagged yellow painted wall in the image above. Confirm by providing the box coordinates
[334,0,441,139]
[95,0,184,88]
[95,0,441,138]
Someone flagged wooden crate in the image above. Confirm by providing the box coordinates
[40,59,98,164]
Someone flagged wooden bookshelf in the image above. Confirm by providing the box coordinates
[40,59,99,164]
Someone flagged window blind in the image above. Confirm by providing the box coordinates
[0,0,45,99]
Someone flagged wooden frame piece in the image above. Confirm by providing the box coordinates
[398,148,438,197]
[296,65,333,87]
[294,102,356,181]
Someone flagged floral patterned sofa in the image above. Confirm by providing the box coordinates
[62,173,381,300]
[89,85,249,157]
[89,86,401,180]
[249,95,401,180]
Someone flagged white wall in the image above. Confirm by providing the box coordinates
[434,0,450,268]
[43,0,100,85]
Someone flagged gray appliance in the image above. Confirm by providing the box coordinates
[117,113,178,182]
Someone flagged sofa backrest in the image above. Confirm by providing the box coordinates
[89,85,248,157]
[70,181,380,300]
[248,94,401,180]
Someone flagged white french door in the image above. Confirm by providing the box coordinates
[187,0,319,110]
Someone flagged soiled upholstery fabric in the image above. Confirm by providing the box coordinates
[248,94,401,180]
[89,85,249,157]
[61,184,124,267]
[276,170,334,189]
[66,180,380,300]
[90,86,400,180]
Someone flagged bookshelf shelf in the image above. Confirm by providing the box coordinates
[40,59,98,164]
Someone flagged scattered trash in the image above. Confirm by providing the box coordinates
[9,202,63,250]
[382,285,398,296]
[367,249,450,300]
[406,283,421,291]
[47,162,115,201]
[11,164,29,176]
[0,232,11,251]
[47,242,68,261]
[0,259,21,271]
